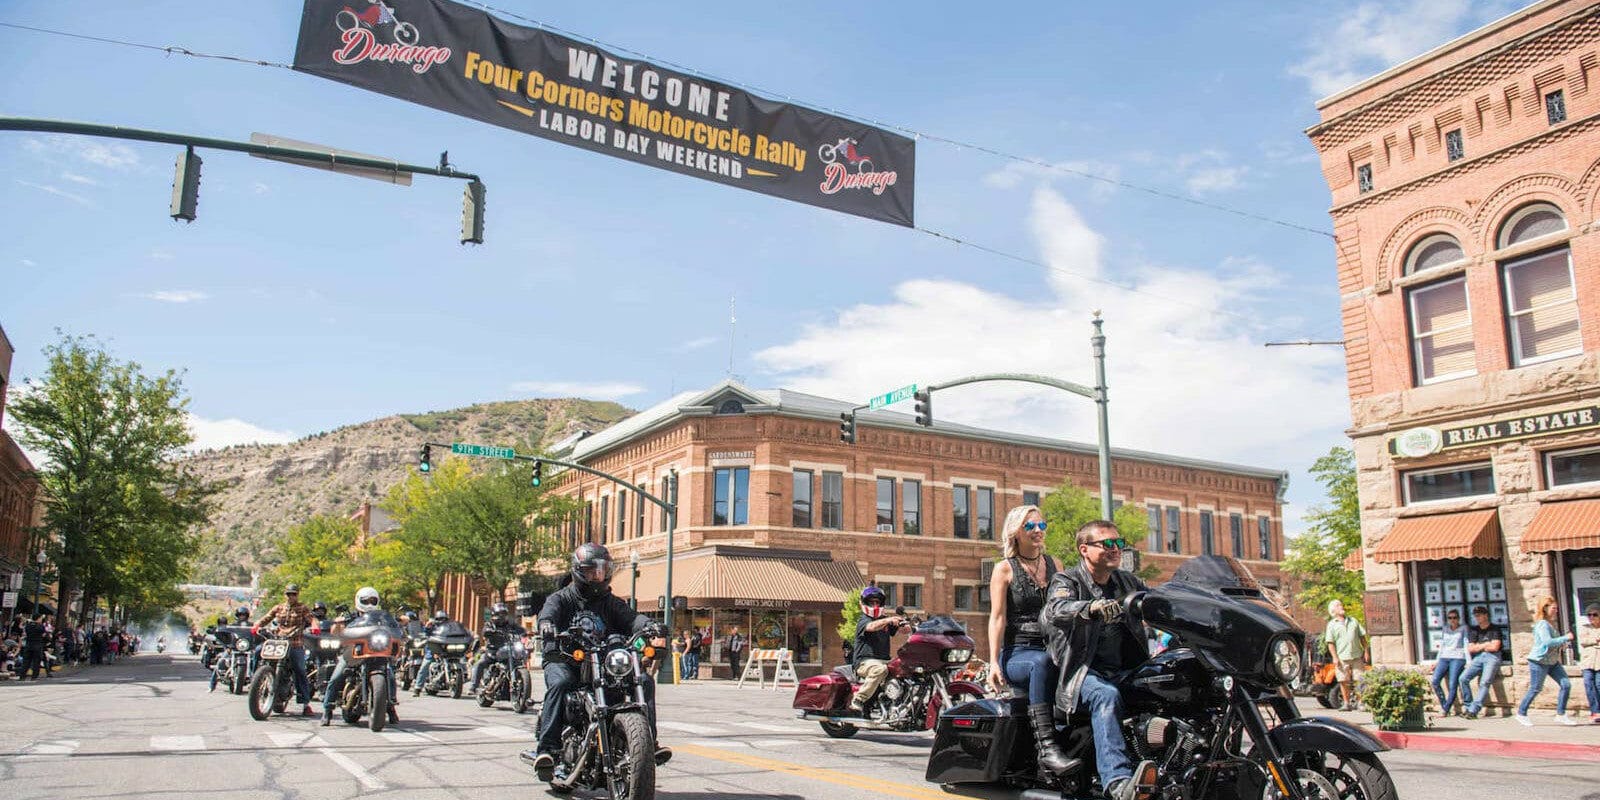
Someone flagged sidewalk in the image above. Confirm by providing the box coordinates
[1294,697,1600,762]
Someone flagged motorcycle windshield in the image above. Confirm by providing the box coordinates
[1140,556,1302,681]
[1167,555,1263,594]
[427,621,473,642]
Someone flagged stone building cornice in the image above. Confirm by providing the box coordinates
[1347,382,1600,439]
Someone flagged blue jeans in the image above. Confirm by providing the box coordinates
[1583,669,1600,716]
[537,660,657,754]
[1457,652,1502,714]
[415,651,436,689]
[1001,645,1057,706]
[1078,670,1133,792]
[288,646,311,705]
[682,651,699,680]
[1518,660,1571,715]
[1430,658,1465,714]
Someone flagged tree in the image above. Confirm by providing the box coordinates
[434,462,576,604]
[260,514,367,606]
[1039,481,1158,579]
[8,334,219,627]
[381,458,475,610]
[1283,446,1365,622]
[836,589,864,660]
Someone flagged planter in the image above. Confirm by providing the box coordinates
[1375,705,1427,731]
[1359,666,1431,731]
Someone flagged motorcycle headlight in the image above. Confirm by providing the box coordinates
[943,648,972,663]
[605,649,634,679]
[234,639,251,652]
[446,644,466,652]
[320,638,341,651]
[1270,636,1301,684]
[370,633,391,651]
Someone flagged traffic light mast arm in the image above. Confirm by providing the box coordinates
[420,442,672,512]
[924,372,1097,400]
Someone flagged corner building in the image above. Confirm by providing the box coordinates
[1308,0,1600,706]
[540,380,1290,677]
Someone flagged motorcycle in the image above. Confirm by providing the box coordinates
[331,610,403,732]
[544,612,662,799]
[926,556,1395,800]
[793,615,983,738]
[188,634,202,656]
[476,635,533,713]
[247,638,299,720]
[417,621,474,698]
[156,640,167,654]
[209,627,259,695]
[399,634,426,692]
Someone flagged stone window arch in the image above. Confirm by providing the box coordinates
[1496,202,1568,249]
[1403,233,1467,276]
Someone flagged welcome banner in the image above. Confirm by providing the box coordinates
[293,0,916,226]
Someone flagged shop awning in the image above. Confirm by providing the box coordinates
[1372,509,1501,563]
[1519,499,1600,553]
[1343,549,1364,571]
[619,546,864,612]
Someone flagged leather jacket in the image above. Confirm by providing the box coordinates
[1040,562,1148,717]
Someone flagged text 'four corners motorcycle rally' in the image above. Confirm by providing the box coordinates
[545,611,664,800]
[926,556,1395,800]
[792,614,983,739]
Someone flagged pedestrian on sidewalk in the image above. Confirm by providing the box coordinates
[1458,605,1507,719]
[1432,609,1469,715]
[726,626,746,678]
[1575,603,1600,724]
[1324,600,1367,711]
[1516,596,1577,727]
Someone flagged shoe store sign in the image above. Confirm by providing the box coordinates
[293,0,915,226]
[1390,404,1600,457]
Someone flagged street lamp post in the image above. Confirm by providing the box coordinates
[33,549,45,617]
[629,550,640,611]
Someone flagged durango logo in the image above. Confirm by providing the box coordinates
[330,1,452,75]
[816,137,899,197]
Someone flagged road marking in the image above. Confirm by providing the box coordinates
[675,742,955,800]
[305,735,386,791]
[18,740,79,759]
[114,677,134,682]
[160,676,183,681]
[752,739,795,748]
[379,731,429,745]
[689,739,749,748]
[657,721,723,735]
[474,725,528,740]
[150,735,205,751]
[730,721,795,733]
[267,732,315,748]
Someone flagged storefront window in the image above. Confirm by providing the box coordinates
[1546,446,1600,488]
[1411,559,1508,661]
[1403,462,1494,504]
[788,613,820,664]
[752,611,786,650]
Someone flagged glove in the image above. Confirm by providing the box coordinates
[1086,599,1122,623]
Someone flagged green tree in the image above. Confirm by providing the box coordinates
[261,514,367,606]
[1039,481,1158,579]
[837,589,864,649]
[380,458,475,610]
[1283,446,1365,621]
[9,334,219,626]
[434,462,576,603]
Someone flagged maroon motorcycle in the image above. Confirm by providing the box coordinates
[793,616,984,738]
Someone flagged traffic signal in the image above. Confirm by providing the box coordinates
[839,412,856,444]
[460,179,485,244]
[913,389,933,427]
[170,146,201,222]
[418,444,432,473]
[530,459,543,488]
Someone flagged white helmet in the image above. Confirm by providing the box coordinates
[355,587,381,612]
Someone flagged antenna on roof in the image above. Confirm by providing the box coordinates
[728,295,737,377]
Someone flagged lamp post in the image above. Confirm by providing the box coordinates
[33,549,46,617]
[629,550,640,611]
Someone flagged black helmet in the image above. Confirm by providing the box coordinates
[490,602,508,620]
[571,542,616,600]
[233,606,251,621]
[433,610,448,623]
[312,601,328,619]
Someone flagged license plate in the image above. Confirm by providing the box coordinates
[261,639,291,660]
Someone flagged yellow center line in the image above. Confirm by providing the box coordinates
[674,742,956,800]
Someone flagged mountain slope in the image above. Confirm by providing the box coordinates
[183,398,633,585]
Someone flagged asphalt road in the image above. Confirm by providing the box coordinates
[1,654,1595,800]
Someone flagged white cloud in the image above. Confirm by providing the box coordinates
[20,259,37,267]
[186,414,296,452]
[142,290,209,303]
[252,182,270,195]
[509,381,646,400]
[147,249,174,261]
[16,179,90,206]
[1289,0,1520,97]
[23,135,141,170]
[755,187,1350,534]
[675,336,719,352]
[1186,166,1247,195]
[60,172,98,186]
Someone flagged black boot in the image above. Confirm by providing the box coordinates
[1028,703,1078,777]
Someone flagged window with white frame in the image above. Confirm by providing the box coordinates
[1257,515,1272,560]
[821,471,844,529]
[1546,446,1600,488]
[1402,462,1495,504]
[977,487,994,540]
[1445,129,1464,162]
[1230,512,1244,558]
[1408,276,1476,384]
[902,480,921,535]
[953,485,971,539]
[1146,505,1163,553]
[792,470,813,528]
[876,477,895,531]
[713,467,750,525]
[1199,510,1214,555]
[1503,249,1580,367]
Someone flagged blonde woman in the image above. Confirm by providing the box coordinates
[986,504,1070,775]
[1516,596,1578,726]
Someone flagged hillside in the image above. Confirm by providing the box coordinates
[183,398,634,585]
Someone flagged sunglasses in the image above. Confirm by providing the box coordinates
[1084,538,1129,551]
[1023,521,1048,532]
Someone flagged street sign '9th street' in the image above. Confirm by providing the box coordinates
[451,442,516,460]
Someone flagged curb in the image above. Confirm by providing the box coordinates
[1373,730,1600,762]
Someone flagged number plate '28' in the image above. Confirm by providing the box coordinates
[261,639,291,660]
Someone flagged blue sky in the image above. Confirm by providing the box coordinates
[0,1,1528,530]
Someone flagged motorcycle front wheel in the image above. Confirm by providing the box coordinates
[477,672,498,708]
[368,673,389,732]
[512,669,531,714]
[607,712,656,800]
[232,665,248,695]
[1261,751,1396,800]
[450,668,463,699]
[247,665,276,721]
[819,720,858,738]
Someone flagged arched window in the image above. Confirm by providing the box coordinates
[715,398,745,415]
[1403,233,1466,275]
[1497,202,1567,248]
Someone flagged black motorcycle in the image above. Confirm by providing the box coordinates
[927,556,1395,800]
[188,634,202,656]
[476,635,533,713]
[417,621,474,698]
[400,634,426,692]
[331,610,403,732]
[247,638,299,720]
[544,612,662,800]
[209,627,258,695]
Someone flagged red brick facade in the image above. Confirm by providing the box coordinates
[0,323,39,590]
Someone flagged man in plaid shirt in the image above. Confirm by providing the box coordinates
[254,584,316,715]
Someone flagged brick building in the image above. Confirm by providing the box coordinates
[531,380,1290,676]
[1307,0,1600,704]
[0,323,43,620]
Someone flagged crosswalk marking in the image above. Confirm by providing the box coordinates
[729,721,795,733]
[18,740,79,759]
[474,725,528,740]
[379,731,429,744]
[160,676,184,681]
[150,735,205,751]
[689,739,749,748]
[657,721,723,735]
[267,732,314,749]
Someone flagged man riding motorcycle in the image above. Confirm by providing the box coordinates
[469,602,523,693]
[253,584,316,716]
[1040,520,1156,800]
[320,587,400,727]
[208,606,254,692]
[412,610,452,697]
[849,584,908,711]
[521,543,669,780]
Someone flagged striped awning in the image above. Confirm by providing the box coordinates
[617,547,863,612]
[1520,499,1600,553]
[1372,509,1501,563]
[1343,549,1364,571]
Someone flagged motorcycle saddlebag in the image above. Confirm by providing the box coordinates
[925,697,1025,785]
[792,672,851,711]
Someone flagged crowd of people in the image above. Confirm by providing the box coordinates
[1,613,142,679]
